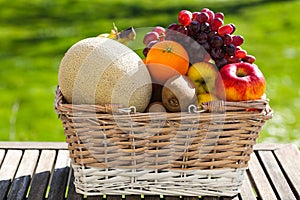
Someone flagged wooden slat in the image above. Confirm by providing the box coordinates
[106,195,123,200]
[258,150,297,200]
[201,197,219,200]
[0,142,67,150]
[87,196,104,200]
[274,144,300,199]
[239,172,256,200]
[27,150,57,200]
[144,195,161,200]
[253,143,287,150]
[247,152,277,200]
[66,168,83,200]
[0,150,23,200]
[124,195,141,199]
[0,150,5,165]
[182,197,200,200]
[222,196,239,200]
[164,196,181,200]
[7,150,39,200]
[47,150,71,200]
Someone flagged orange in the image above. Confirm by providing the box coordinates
[145,40,189,84]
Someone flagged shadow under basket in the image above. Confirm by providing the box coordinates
[54,86,273,197]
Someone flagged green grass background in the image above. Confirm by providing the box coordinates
[0,0,299,146]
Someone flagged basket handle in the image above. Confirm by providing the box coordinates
[187,101,225,113]
[201,100,226,113]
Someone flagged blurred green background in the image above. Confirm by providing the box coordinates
[0,0,299,146]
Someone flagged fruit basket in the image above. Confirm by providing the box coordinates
[55,86,272,196]
[55,7,273,197]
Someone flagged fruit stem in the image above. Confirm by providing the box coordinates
[236,68,247,77]
[164,47,173,53]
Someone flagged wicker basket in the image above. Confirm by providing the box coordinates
[55,86,272,196]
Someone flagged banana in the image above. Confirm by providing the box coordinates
[98,23,136,45]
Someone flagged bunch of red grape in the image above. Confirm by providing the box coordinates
[143,8,256,69]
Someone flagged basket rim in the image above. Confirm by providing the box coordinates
[54,85,273,120]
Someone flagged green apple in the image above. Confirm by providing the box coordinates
[187,62,219,94]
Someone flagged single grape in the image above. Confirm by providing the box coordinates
[178,10,192,26]
[210,35,223,48]
[189,33,199,41]
[143,31,159,46]
[223,34,232,45]
[235,49,247,58]
[223,44,236,56]
[214,12,224,21]
[192,11,200,20]
[242,55,256,63]
[175,29,188,43]
[177,25,188,35]
[200,22,210,33]
[211,18,224,31]
[218,24,234,36]
[201,8,210,12]
[229,23,236,34]
[147,40,159,48]
[210,47,224,60]
[159,35,165,41]
[196,12,209,24]
[201,8,215,24]
[152,26,166,36]
[167,23,180,30]
[143,47,149,57]
[235,46,242,51]
[207,31,217,40]
[226,55,241,63]
[197,32,208,44]
[232,35,244,46]
[153,26,166,41]
[188,20,201,34]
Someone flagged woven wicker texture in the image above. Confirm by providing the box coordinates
[55,86,272,196]
[72,165,246,196]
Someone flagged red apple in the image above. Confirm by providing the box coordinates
[215,62,266,101]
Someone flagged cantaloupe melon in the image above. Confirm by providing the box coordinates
[58,37,152,112]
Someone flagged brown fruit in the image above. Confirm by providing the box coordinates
[146,101,166,113]
[162,75,197,112]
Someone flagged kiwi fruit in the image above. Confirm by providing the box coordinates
[162,75,197,112]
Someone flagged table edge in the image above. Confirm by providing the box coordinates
[0,141,297,151]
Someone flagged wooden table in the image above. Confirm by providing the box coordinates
[0,142,299,200]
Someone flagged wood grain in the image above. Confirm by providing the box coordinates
[28,150,56,200]
[0,150,23,200]
[258,150,296,200]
